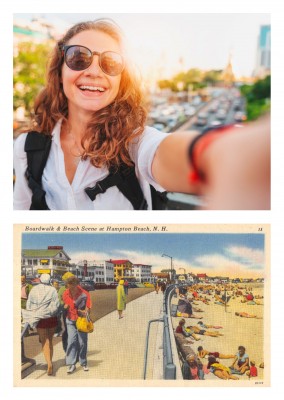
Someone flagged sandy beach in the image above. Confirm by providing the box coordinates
[171,283,265,382]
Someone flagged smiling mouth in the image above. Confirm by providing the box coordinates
[78,85,106,92]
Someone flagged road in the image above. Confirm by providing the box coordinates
[166,94,246,209]
[22,287,154,360]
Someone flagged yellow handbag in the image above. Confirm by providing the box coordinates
[76,312,94,333]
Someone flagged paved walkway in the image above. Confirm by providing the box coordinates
[23,290,164,383]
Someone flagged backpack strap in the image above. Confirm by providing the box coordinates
[24,131,51,210]
[150,185,168,210]
[24,132,167,210]
[85,164,148,210]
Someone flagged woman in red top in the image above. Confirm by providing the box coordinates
[63,276,92,374]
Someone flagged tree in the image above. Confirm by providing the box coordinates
[13,41,54,116]
[240,75,271,121]
[203,70,222,85]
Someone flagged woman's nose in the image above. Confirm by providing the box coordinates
[85,55,103,75]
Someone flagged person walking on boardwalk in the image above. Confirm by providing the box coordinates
[62,276,92,374]
[117,279,126,319]
[24,274,60,376]
[124,280,129,295]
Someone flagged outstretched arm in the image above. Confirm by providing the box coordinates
[152,114,270,210]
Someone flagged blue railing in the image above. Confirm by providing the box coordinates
[143,284,177,380]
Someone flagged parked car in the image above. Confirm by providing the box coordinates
[94,282,108,290]
[234,111,247,122]
[128,282,138,288]
[107,282,118,289]
[143,282,154,288]
[80,280,96,291]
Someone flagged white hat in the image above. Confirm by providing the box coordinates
[40,274,51,284]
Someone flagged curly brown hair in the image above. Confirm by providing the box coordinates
[33,19,147,169]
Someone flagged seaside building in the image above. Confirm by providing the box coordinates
[132,264,152,283]
[72,260,114,284]
[151,272,170,283]
[21,246,71,278]
[196,273,208,282]
[109,259,134,282]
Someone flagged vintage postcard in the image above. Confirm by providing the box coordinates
[14,223,270,387]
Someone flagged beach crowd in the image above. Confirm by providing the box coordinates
[172,283,264,380]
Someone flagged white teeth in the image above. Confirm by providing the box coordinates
[79,85,105,92]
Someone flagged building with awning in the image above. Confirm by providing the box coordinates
[21,246,71,278]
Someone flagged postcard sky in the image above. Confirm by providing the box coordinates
[22,232,265,278]
[14,13,270,79]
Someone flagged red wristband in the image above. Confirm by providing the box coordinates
[188,125,236,184]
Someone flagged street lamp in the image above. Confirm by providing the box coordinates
[162,254,173,283]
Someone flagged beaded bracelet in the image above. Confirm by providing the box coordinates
[188,125,235,184]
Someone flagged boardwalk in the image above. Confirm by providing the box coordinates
[20,290,164,384]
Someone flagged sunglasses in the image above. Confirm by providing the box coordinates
[60,45,124,76]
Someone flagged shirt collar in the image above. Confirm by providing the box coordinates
[51,119,63,146]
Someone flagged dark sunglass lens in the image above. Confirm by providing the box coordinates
[65,46,92,71]
[101,52,124,75]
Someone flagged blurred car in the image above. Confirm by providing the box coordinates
[143,282,154,288]
[153,122,167,132]
[184,105,196,117]
[80,280,96,291]
[234,111,247,122]
[192,96,201,106]
[196,112,208,126]
[216,109,227,120]
[107,282,118,289]
[31,277,41,285]
[210,119,223,128]
[94,282,108,290]
[233,100,242,111]
[128,282,138,288]
[166,116,179,130]
[208,102,219,113]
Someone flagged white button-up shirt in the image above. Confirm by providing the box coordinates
[13,120,168,210]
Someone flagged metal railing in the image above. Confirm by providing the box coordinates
[143,284,177,380]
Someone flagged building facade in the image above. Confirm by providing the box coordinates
[21,246,71,278]
[108,260,134,282]
[255,25,271,78]
[132,264,152,283]
[73,260,114,284]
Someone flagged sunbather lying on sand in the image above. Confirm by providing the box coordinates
[197,346,235,359]
[197,321,223,329]
[187,325,224,337]
[235,312,262,319]
[207,356,239,380]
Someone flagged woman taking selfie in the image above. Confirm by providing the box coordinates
[13,18,270,210]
